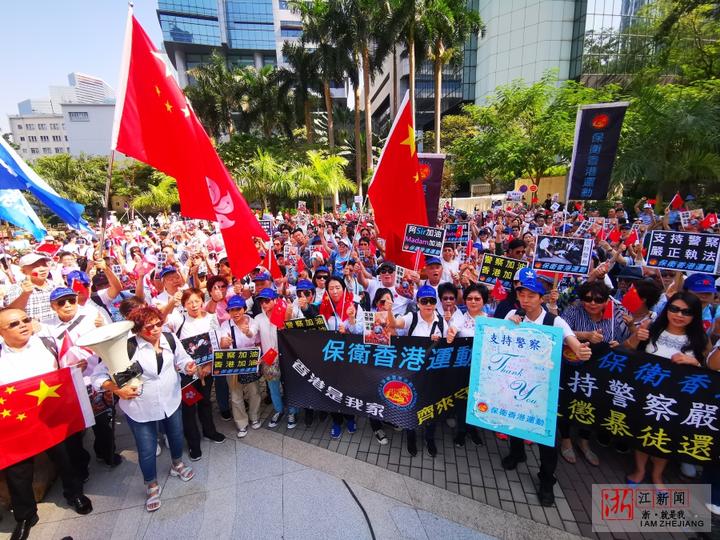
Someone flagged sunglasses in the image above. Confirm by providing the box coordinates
[378,269,394,275]
[5,316,32,330]
[668,304,692,316]
[143,321,163,331]
[418,297,437,305]
[581,295,608,304]
[298,290,313,297]
[315,275,328,281]
[55,297,78,307]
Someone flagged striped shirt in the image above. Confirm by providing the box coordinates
[561,301,631,344]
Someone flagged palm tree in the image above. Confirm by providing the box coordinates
[131,173,179,212]
[304,150,354,212]
[240,148,283,210]
[237,65,295,138]
[422,0,482,152]
[279,42,320,143]
[184,52,241,138]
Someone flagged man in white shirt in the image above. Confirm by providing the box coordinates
[440,244,460,283]
[360,261,413,316]
[501,273,591,508]
[0,309,93,540]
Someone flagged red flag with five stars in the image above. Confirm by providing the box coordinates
[0,367,94,469]
[368,92,428,269]
[111,9,267,279]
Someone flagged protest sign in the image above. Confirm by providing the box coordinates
[563,343,720,464]
[363,311,391,345]
[533,235,593,275]
[477,254,527,287]
[644,230,720,274]
[181,333,213,365]
[259,219,273,236]
[418,153,444,226]
[466,318,563,445]
[402,224,445,257]
[284,315,327,330]
[679,209,704,228]
[297,201,307,213]
[506,191,523,201]
[550,202,560,212]
[567,102,628,201]
[278,331,472,429]
[212,348,260,376]
[353,195,363,205]
[444,222,469,244]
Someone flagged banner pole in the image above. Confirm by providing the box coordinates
[98,150,116,259]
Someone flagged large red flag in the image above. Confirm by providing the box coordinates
[0,368,95,469]
[368,92,428,269]
[111,10,266,279]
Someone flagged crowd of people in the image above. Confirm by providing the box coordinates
[1,195,719,539]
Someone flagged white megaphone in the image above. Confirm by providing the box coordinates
[76,321,143,391]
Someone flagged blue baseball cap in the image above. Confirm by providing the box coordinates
[416,285,437,300]
[66,270,90,287]
[256,287,278,300]
[516,277,546,296]
[253,272,271,282]
[684,273,716,294]
[514,267,535,282]
[159,266,178,279]
[315,266,329,274]
[227,295,247,310]
[50,287,77,302]
[425,257,442,266]
[296,279,314,291]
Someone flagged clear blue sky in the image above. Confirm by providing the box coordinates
[0,0,162,133]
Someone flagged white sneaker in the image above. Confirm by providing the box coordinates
[155,443,161,457]
[374,429,389,445]
[268,412,283,428]
[680,462,697,478]
[287,413,297,429]
[237,428,248,438]
[251,420,262,430]
[706,503,720,516]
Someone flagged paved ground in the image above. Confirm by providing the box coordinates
[2,401,717,540]
[0,408,576,540]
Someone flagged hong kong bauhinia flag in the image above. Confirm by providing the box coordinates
[368,92,428,269]
[111,8,267,279]
[0,368,95,469]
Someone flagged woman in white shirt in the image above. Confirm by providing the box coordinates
[219,295,262,439]
[175,288,226,461]
[94,305,197,513]
[625,291,709,486]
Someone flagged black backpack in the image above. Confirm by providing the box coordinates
[407,312,445,337]
[127,332,177,359]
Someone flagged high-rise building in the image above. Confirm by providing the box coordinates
[157,0,305,88]
[474,0,657,104]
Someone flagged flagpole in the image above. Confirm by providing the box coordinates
[98,150,116,259]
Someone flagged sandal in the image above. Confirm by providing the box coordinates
[145,484,162,512]
[561,445,577,464]
[170,461,194,482]
[579,445,599,467]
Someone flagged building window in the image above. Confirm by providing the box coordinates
[19,137,25,142]
[55,147,64,153]
[17,124,22,130]
[279,0,289,8]
[28,136,37,142]
[25,124,35,130]
[65,135,68,141]
[52,135,62,142]
[281,27,302,38]
[42,147,51,154]
[50,123,59,130]
[37,123,47,130]
[30,148,39,154]
[68,111,89,122]
[40,135,49,142]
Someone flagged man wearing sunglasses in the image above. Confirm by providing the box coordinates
[0,308,94,540]
[359,261,412,316]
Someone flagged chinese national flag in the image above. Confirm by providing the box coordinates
[669,192,684,210]
[266,249,283,281]
[0,368,95,469]
[608,227,621,243]
[111,10,267,279]
[624,229,639,246]
[622,285,643,313]
[269,297,288,327]
[368,91,427,269]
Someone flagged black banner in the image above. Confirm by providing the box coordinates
[477,254,527,287]
[402,224,445,257]
[563,344,720,464]
[212,348,260,376]
[644,230,720,274]
[418,153,444,226]
[278,330,471,429]
[567,102,628,201]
